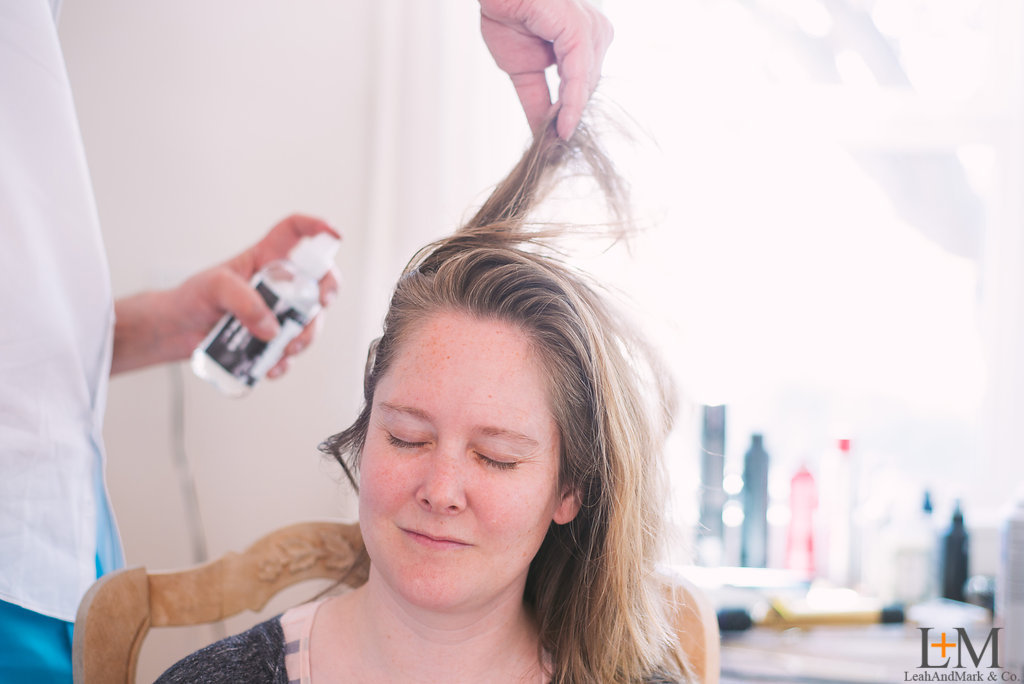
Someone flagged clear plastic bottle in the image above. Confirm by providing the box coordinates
[191,233,339,396]
[883,490,936,605]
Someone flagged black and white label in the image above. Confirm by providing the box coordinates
[203,281,310,386]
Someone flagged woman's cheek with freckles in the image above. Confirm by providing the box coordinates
[359,448,406,515]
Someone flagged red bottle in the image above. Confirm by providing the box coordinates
[787,464,818,578]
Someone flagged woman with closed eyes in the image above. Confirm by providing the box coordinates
[157,113,691,683]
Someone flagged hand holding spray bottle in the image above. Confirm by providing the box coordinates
[191,233,340,396]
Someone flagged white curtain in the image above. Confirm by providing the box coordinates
[357,0,528,336]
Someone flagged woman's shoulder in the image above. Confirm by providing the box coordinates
[154,614,287,684]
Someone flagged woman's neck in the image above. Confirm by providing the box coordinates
[311,570,547,683]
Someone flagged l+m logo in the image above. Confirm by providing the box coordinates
[918,627,1001,669]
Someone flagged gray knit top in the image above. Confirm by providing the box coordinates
[154,616,289,684]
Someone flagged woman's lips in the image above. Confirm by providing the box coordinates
[403,528,471,549]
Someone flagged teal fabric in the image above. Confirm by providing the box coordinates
[93,450,123,577]
[0,467,119,684]
[0,599,74,684]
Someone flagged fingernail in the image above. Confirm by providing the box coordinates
[288,339,306,355]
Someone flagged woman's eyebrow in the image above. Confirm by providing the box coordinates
[477,426,539,448]
[379,402,433,422]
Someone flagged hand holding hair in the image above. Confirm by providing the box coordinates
[479,0,613,140]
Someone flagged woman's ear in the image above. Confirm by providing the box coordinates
[553,488,581,525]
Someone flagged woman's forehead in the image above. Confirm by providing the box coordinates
[377,311,557,431]
[394,311,532,368]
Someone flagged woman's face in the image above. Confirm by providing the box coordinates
[358,310,580,614]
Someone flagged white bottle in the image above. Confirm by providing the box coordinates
[1000,494,1024,676]
[820,438,856,586]
[879,491,936,605]
[191,233,339,396]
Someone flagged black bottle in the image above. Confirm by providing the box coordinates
[941,501,969,602]
[741,434,770,568]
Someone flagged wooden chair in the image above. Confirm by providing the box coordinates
[72,521,719,683]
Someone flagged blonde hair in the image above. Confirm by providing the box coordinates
[321,116,687,683]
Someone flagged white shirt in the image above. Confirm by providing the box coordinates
[0,0,117,621]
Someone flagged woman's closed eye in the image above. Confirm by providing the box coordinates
[475,452,517,471]
[387,433,428,449]
[387,431,518,470]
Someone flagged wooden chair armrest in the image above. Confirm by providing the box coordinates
[72,567,150,684]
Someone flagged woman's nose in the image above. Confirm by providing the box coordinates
[415,450,467,514]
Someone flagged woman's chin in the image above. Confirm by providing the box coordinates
[393,574,475,612]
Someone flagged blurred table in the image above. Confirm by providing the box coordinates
[720,623,921,683]
[690,567,999,684]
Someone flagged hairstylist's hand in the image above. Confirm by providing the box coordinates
[111,215,340,378]
[479,0,612,140]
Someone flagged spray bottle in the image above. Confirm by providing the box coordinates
[741,433,770,568]
[786,463,817,579]
[821,438,856,586]
[191,233,339,396]
[940,500,969,602]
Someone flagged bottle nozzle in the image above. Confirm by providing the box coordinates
[289,233,340,280]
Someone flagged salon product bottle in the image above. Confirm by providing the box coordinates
[740,433,770,568]
[940,500,969,602]
[191,233,339,397]
[821,438,855,586]
[885,490,936,604]
[785,464,817,578]
[698,405,727,566]
[999,495,1024,676]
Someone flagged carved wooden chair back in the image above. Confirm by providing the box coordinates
[72,520,719,683]
[71,521,368,683]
